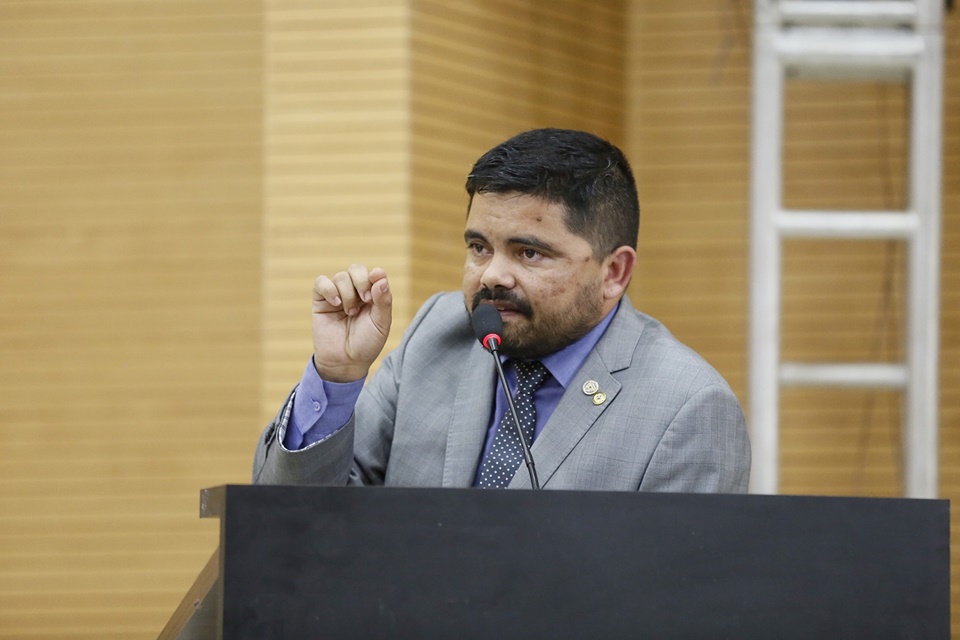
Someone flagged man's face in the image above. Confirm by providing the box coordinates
[463,192,611,359]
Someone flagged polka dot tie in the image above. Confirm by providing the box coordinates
[478,360,550,489]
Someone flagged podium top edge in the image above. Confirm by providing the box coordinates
[199,484,949,509]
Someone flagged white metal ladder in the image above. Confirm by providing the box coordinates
[748,0,944,497]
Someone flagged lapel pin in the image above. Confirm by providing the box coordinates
[592,392,607,406]
[582,380,599,395]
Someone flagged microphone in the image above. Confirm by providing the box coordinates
[472,301,503,352]
[471,304,540,490]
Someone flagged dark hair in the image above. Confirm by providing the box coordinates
[465,128,640,259]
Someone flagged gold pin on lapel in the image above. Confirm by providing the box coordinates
[592,392,607,406]
[582,380,599,395]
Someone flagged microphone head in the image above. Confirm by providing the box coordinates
[471,303,503,351]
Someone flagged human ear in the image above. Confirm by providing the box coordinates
[601,246,637,300]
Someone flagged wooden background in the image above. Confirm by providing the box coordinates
[0,1,956,637]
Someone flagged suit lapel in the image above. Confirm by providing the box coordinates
[509,298,645,489]
[441,343,497,487]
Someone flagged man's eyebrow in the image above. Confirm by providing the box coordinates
[508,235,559,254]
[464,229,487,244]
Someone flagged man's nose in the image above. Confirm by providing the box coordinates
[479,253,516,290]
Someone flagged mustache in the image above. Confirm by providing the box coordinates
[471,289,533,317]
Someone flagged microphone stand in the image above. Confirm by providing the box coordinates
[485,338,541,490]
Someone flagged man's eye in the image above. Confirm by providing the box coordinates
[522,248,541,260]
[468,243,486,254]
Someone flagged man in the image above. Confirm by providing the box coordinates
[254,128,750,492]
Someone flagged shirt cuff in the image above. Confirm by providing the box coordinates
[284,357,365,450]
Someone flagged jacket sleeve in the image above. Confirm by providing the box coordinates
[251,293,445,486]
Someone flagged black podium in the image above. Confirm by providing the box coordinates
[159,485,950,639]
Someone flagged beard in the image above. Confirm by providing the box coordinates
[467,284,604,359]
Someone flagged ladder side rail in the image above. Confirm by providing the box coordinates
[916,0,945,28]
[903,25,944,498]
[748,22,785,495]
[755,0,780,29]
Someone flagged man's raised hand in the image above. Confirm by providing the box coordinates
[311,265,392,382]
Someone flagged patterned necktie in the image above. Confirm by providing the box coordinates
[478,360,550,488]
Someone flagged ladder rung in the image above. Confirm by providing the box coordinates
[775,29,924,68]
[780,363,908,388]
[778,1,918,27]
[775,210,917,239]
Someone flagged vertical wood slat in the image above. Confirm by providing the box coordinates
[0,1,262,638]
[261,0,413,424]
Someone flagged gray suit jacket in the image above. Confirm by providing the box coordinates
[254,293,750,492]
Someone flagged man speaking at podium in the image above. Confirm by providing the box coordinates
[253,129,750,492]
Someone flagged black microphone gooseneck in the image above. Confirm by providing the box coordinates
[471,304,540,490]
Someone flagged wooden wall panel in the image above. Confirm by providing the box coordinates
[626,5,751,393]
[3,1,951,636]
[261,0,413,422]
[0,1,262,638]
[626,1,959,632]
[410,0,627,304]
